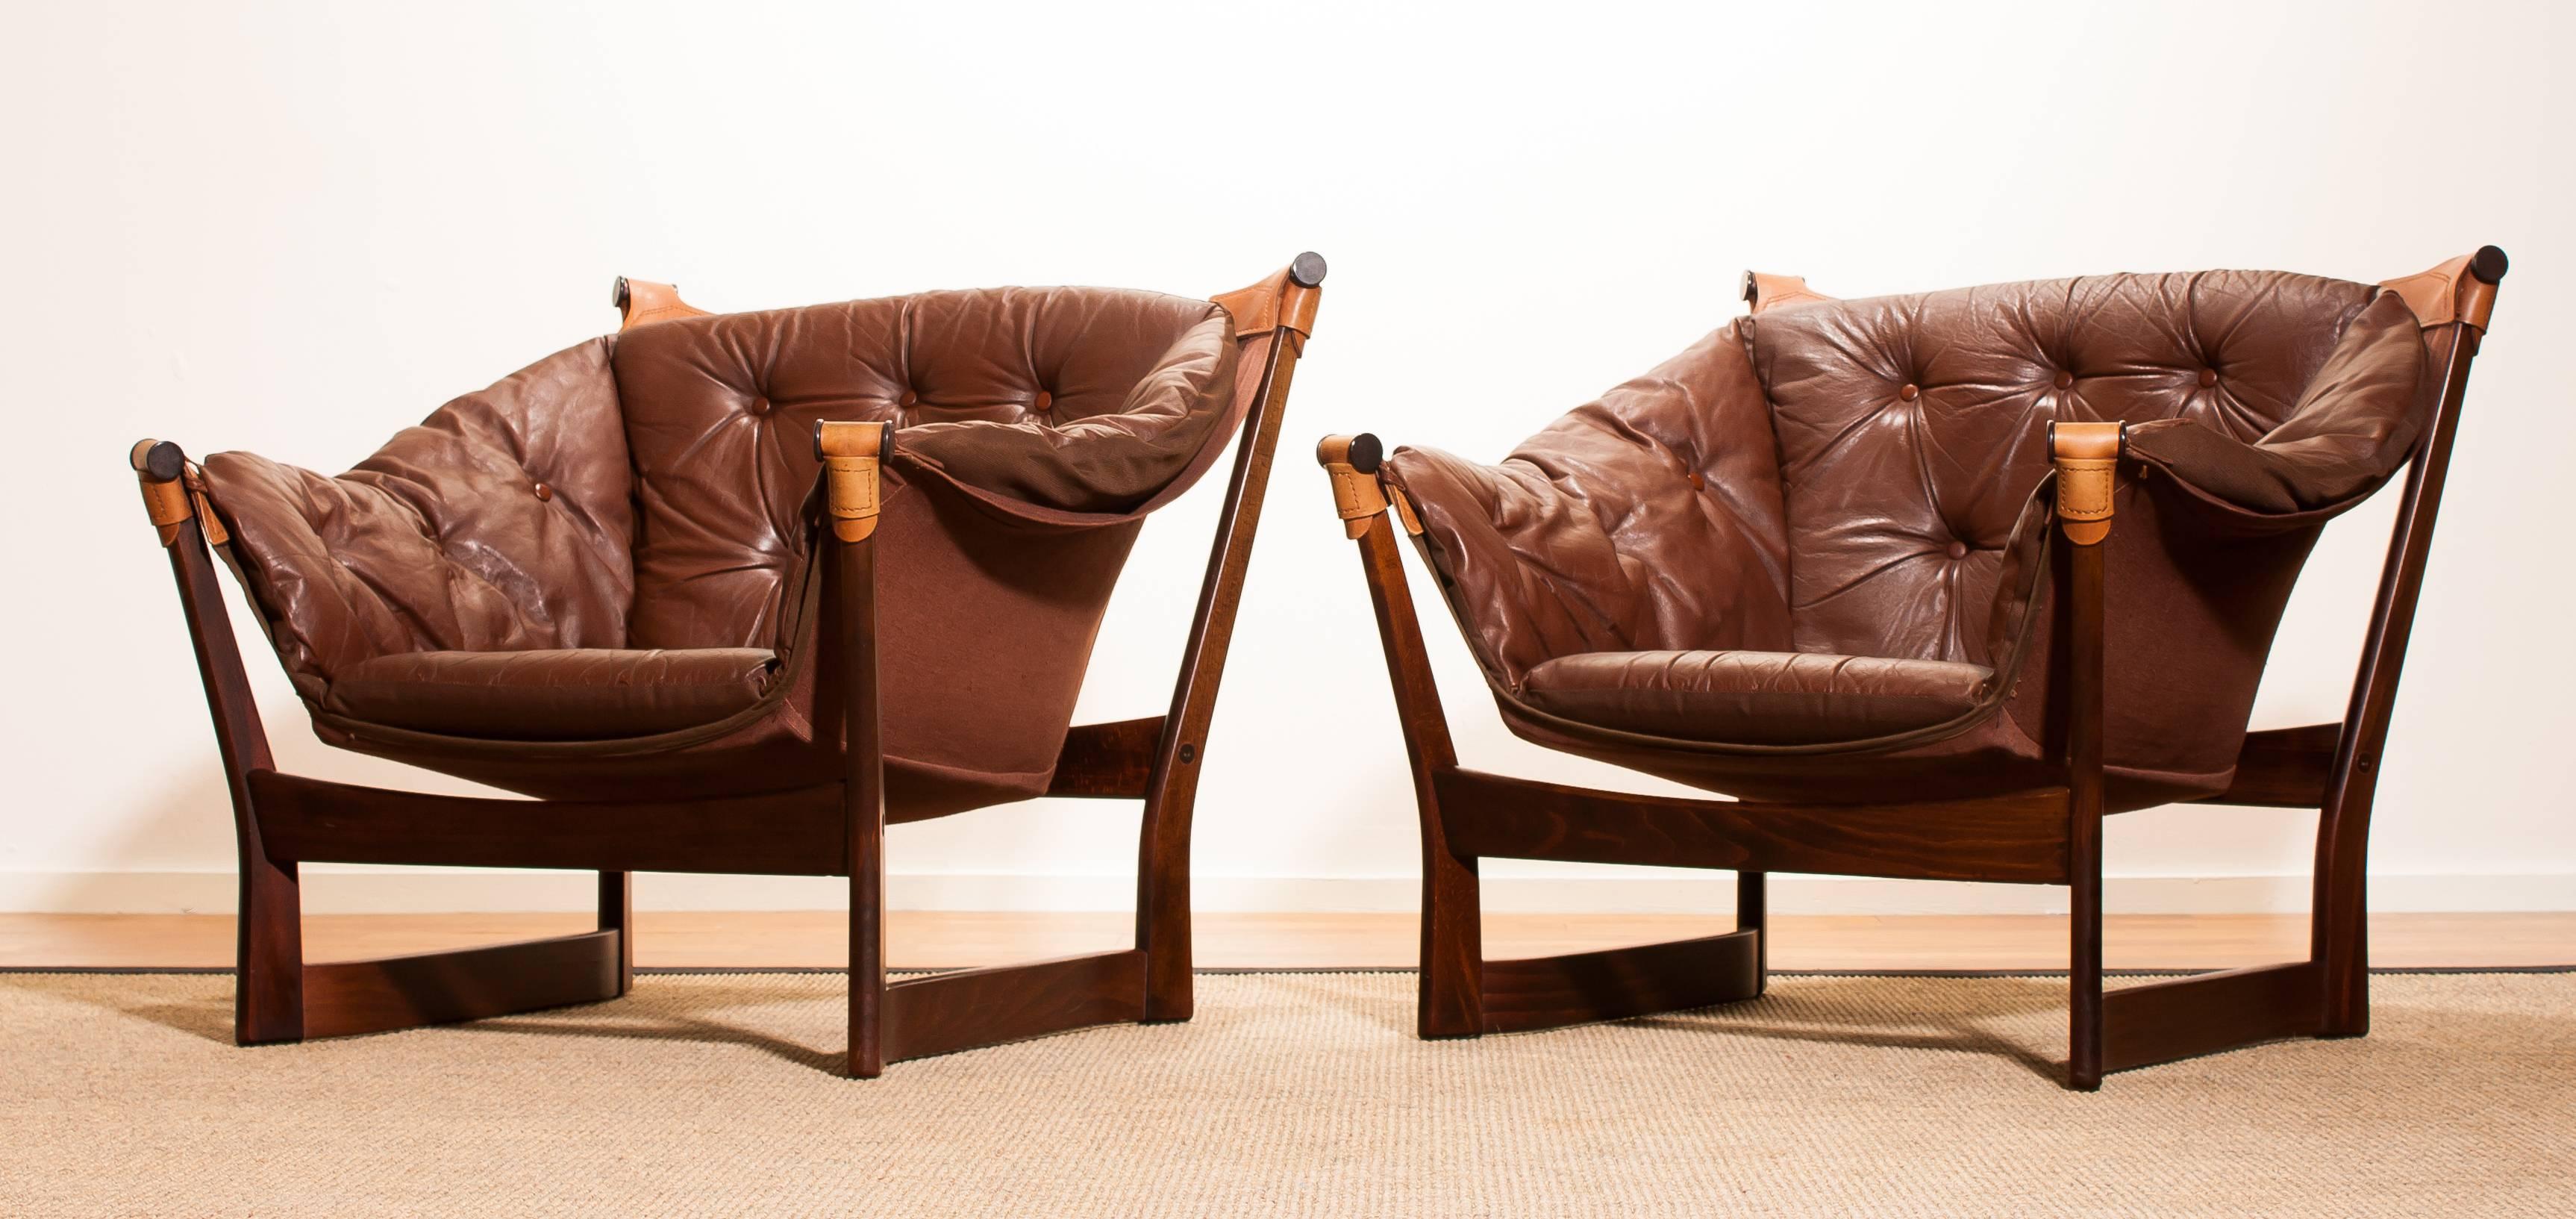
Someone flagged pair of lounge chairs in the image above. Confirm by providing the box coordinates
[131,247,2504,1088]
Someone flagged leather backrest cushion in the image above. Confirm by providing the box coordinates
[1382,320,1795,685]
[202,339,637,696]
[610,287,1233,650]
[1748,271,2384,663]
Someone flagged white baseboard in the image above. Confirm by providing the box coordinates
[1,868,2567,916]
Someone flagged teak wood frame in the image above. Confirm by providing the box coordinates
[132,255,1325,1077]
[1318,248,2504,1089]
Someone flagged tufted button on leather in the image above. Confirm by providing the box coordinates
[2053,372,2074,390]
[1945,540,1968,560]
[1898,383,1919,402]
[1033,390,1053,412]
[898,389,919,408]
[532,482,553,502]
[1689,472,1707,491]
[2198,368,2219,387]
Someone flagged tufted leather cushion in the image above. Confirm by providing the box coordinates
[1748,272,2412,662]
[202,340,637,701]
[609,287,1234,651]
[1520,650,1994,746]
[1384,269,2430,803]
[1381,322,1793,686]
[324,647,777,742]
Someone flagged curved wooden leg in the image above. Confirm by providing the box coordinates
[234,846,304,1045]
[2313,760,2377,1038]
[1135,740,1195,1023]
[1419,830,1486,1039]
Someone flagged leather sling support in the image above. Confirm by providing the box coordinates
[182,462,229,546]
[613,276,712,331]
[1741,271,1835,316]
[1317,434,1391,540]
[2378,250,2502,333]
[2049,420,2124,546]
[1387,484,1425,536]
[1211,253,1325,341]
[813,421,890,543]
[131,439,195,547]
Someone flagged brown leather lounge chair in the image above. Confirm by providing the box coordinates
[1317,248,2504,1089]
[130,254,1325,1076]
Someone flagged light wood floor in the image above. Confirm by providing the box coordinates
[1,911,2567,971]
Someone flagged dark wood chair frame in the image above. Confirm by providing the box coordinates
[1316,247,2505,1089]
[130,253,1326,1078]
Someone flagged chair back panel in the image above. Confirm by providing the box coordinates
[610,287,1234,651]
[1745,272,2392,664]
[200,338,638,696]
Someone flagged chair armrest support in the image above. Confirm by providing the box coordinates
[2049,421,2124,545]
[810,420,891,1073]
[2048,418,2120,1088]
[813,421,891,543]
[131,439,193,546]
[1316,434,1392,539]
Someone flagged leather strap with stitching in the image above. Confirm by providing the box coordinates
[814,421,889,543]
[2050,421,2123,546]
[616,277,713,331]
[1387,484,1425,536]
[1316,435,1389,539]
[1212,266,1322,339]
[1742,271,1835,317]
[2378,254,2497,332]
[131,439,193,547]
[182,463,228,546]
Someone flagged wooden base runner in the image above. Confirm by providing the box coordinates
[885,950,1149,1063]
[1478,930,1763,1035]
[299,930,625,1041]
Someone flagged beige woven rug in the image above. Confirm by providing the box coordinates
[2,970,2566,1217]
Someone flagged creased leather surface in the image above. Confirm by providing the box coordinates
[202,340,637,702]
[198,287,1244,815]
[610,287,1234,651]
[2122,292,2430,514]
[1382,321,1792,685]
[1522,650,1992,746]
[325,648,777,742]
[1387,270,2430,806]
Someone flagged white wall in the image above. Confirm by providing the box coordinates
[4,0,2569,916]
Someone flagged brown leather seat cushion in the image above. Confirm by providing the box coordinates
[324,649,778,743]
[1518,650,1994,746]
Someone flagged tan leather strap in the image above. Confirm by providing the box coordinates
[2379,252,2500,333]
[1387,484,1425,537]
[813,421,889,543]
[1316,434,1389,540]
[613,277,712,331]
[1742,271,1834,316]
[182,463,228,546]
[2050,421,2123,546]
[1212,253,1326,340]
[130,439,193,547]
